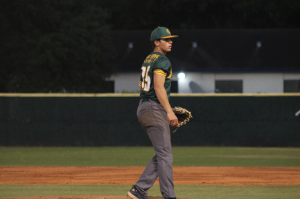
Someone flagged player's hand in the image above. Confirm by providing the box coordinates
[167,112,178,127]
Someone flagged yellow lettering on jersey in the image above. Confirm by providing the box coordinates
[143,55,151,63]
[144,54,160,64]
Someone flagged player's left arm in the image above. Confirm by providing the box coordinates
[154,73,178,127]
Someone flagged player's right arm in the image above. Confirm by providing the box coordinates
[154,73,178,127]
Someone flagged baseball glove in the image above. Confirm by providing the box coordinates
[172,106,193,133]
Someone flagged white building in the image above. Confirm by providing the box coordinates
[107,29,300,93]
[109,72,300,93]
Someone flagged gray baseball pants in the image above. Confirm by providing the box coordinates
[135,99,176,199]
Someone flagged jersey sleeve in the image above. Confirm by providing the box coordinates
[153,56,171,78]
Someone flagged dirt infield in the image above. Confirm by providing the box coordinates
[1,166,300,185]
[1,166,300,199]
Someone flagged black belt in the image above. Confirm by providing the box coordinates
[142,98,150,102]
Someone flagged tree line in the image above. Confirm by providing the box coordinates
[1,0,299,93]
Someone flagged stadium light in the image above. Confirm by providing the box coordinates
[177,72,186,79]
[192,42,198,48]
[256,41,262,48]
[128,42,134,48]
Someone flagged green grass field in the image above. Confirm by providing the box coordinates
[1,146,300,167]
[1,185,300,199]
[1,147,300,199]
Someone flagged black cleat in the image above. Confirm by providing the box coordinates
[127,185,149,199]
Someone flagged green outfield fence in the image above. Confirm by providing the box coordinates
[0,93,300,147]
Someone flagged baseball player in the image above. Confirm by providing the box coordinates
[127,27,178,199]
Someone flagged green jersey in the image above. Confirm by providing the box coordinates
[139,51,173,101]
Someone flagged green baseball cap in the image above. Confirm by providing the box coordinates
[150,27,178,41]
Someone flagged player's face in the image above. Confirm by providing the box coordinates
[159,38,173,53]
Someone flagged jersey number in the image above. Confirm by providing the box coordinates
[141,66,151,91]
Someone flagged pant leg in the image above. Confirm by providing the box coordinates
[136,99,176,198]
[135,154,158,194]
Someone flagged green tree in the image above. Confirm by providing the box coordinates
[0,0,115,93]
